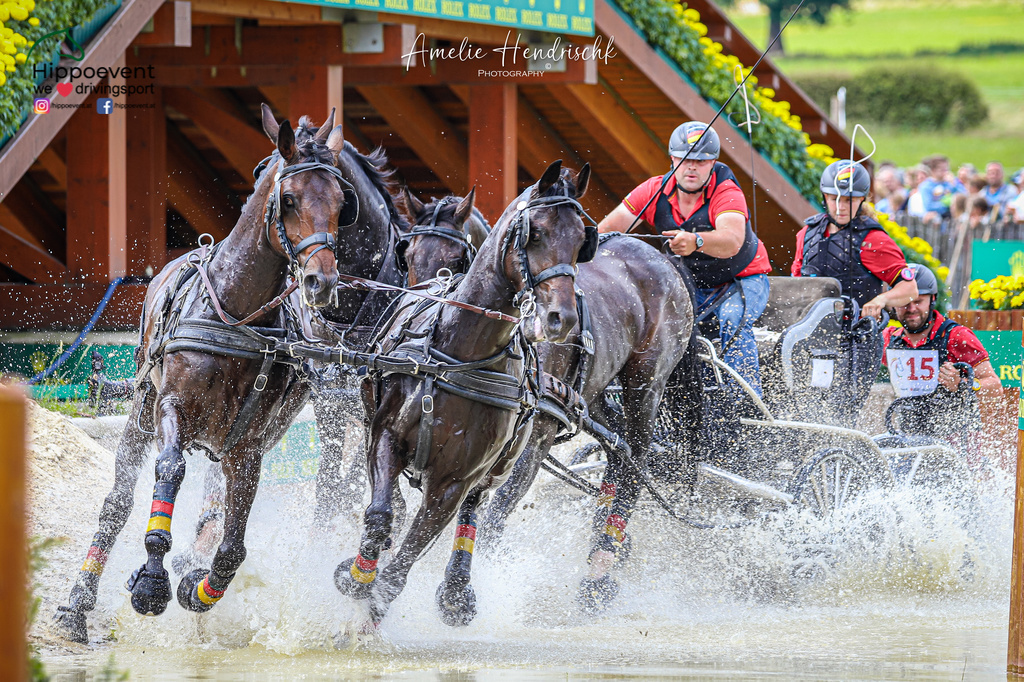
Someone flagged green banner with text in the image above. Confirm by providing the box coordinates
[284,0,594,36]
[973,330,1022,389]
[971,240,1024,284]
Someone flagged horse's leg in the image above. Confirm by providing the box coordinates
[171,461,225,576]
[334,429,402,601]
[176,449,261,612]
[368,477,467,626]
[55,389,152,642]
[477,418,558,548]
[578,383,660,613]
[127,399,186,616]
[435,487,486,626]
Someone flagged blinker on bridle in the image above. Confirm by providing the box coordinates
[397,196,478,272]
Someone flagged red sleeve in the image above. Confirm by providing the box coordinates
[947,327,990,366]
[622,176,665,226]
[707,177,749,222]
[791,226,808,276]
[881,326,896,366]
[860,229,910,285]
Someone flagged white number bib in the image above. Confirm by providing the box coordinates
[887,349,939,398]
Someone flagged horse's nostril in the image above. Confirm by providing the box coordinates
[547,311,562,331]
[303,274,322,293]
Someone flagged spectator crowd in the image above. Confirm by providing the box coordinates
[873,155,1024,231]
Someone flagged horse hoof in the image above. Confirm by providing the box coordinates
[127,565,171,616]
[435,582,477,627]
[335,558,374,600]
[177,569,216,613]
[577,574,619,615]
[53,606,88,644]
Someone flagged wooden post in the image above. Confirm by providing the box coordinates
[0,386,27,682]
[1010,327,1024,675]
[468,84,517,223]
[65,72,128,282]
[126,85,167,277]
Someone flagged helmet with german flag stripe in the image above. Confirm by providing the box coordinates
[669,121,720,161]
[820,160,871,197]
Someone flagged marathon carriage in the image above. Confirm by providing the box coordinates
[551,276,979,527]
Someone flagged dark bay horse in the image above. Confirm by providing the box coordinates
[396,188,491,285]
[54,106,381,642]
[334,160,596,628]
[399,202,700,614]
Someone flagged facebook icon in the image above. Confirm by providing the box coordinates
[96,98,113,114]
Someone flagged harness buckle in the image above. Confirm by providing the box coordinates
[421,394,434,414]
[582,330,595,354]
[254,374,268,391]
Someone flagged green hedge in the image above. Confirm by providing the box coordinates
[611,0,828,204]
[794,66,989,132]
[0,0,112,141]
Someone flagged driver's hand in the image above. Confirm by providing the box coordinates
[662,230,696,257]
[861,299,884,320]
[937,361,962,391]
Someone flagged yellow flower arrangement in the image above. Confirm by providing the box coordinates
[970,275,1024,311]
[0,0,39,85]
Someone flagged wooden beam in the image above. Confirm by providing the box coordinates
[132,0,191,46]
[357,85,467,194]
[163,87,268,178]
[0,0,164,202]
[0,224,67,284]
[66,88,128,283]
[288,66,329,130]
[0,387,26,682]
[126,85,168,276]
[36,148,67,190]
[134,24,415,68]
[0,283,147,330]
[469,84,517,221]
[1,177,66,260]
[164,124,236,241]
[545,85,649,187]
[0,204,46,251]
[190,0,321,22]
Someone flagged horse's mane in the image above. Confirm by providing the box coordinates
[340,140,410,232]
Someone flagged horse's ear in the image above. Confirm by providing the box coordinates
[314,108,336,145]
[278,119,297,162]
[326,125,345,160]
[454,187,475,227]
[261,103,280,143]
[403,187,425,218]
[537,159,563,195]
[575,163,592,199]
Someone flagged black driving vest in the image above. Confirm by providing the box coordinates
[653,162,758,288]
[800,214,884,307]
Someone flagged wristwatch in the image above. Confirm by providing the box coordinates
[693,233,704,251]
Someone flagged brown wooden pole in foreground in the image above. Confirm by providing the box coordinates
[1010,328,1024,675]
[0,386,27,682]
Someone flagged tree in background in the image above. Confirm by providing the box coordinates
[716,0,852,55]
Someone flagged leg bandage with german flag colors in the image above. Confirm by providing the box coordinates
[80,533,113,577]
[145,481,178,552]
[446,508,477,579]
[350,547,380,585]
[194,569,233,607]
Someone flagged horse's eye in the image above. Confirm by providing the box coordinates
[530,230,541,243]
[283,195,295,210]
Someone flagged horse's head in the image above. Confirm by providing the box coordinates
[398,188,479,285]
[504,159,595,344]
[260,104,358,309]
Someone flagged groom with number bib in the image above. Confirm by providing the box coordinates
[882,264,1000,456]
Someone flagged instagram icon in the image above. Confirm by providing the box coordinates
[33,98,50,115]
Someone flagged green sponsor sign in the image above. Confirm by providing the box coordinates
[0,342,136,400]
[973,331,1022,389]
[262,419,321,486]
[282,0,594,36]
[971,240,1024,283]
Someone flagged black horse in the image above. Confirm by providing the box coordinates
[54,106,403,642]
[333,160,597,628]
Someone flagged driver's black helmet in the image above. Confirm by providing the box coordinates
[669,122,720,161]
[910,263,938,296]
[820,160,871,197]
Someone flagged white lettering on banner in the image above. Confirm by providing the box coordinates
[887,349,940,398]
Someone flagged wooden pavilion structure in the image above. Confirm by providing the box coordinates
[0,0,854,330]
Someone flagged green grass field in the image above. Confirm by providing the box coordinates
[725,0,1024,169]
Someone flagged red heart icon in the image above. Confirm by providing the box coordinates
[56,82,73,97]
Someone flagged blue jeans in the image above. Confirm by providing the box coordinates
[694,274,770,396]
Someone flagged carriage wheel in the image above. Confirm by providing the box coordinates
[788,447,873,518]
